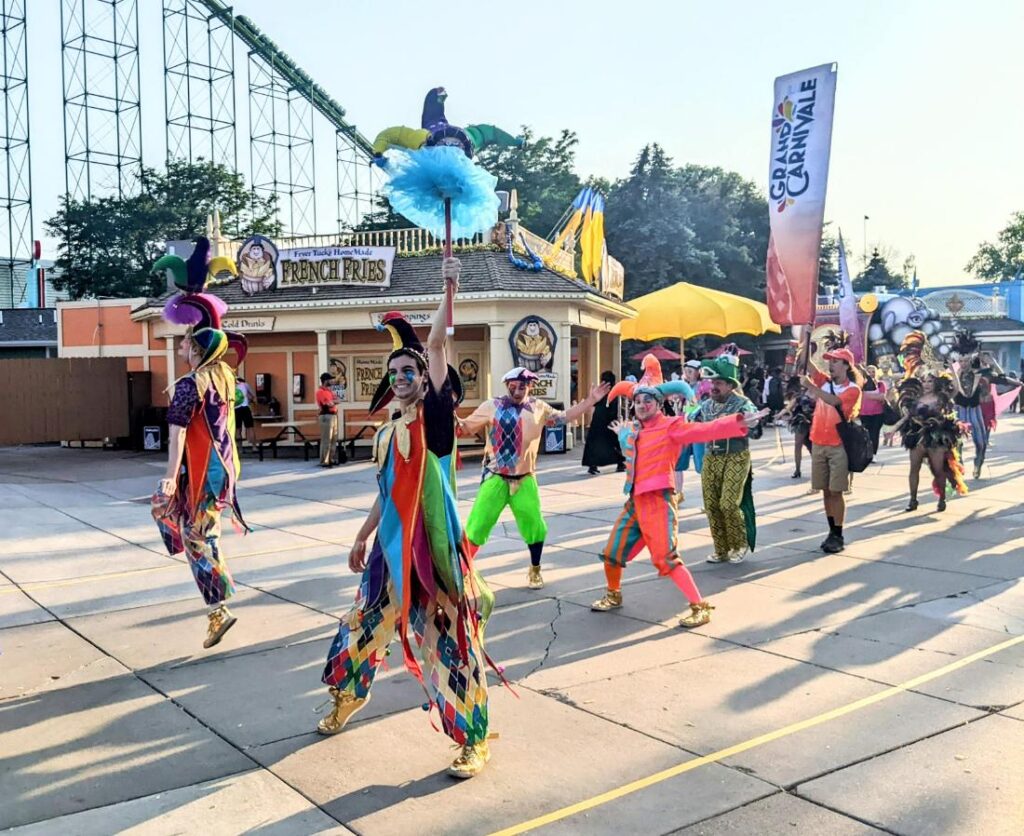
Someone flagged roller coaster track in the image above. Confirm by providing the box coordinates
[196,0,376,159]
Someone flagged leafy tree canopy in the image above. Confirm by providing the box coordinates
[966,211,1024,281]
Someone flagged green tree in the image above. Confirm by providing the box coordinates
[604,145,769,301]
[818,226,839,287]
[966,211,1024,281]
[853,247,906,292]
[46,160,280,300]
[475,127,582,237]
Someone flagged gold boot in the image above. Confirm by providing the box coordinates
[203,605,237,649]
[448,739,491,779]
[591,589,623,612]
[527,565,545,590]
[679,601,714,629]
[316,687,370,735]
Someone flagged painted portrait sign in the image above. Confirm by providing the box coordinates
[509,315,557,373]
[457,353,480,400]
[327,357,348,403]
[237,235,279,295]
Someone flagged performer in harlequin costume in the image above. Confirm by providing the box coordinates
[316,259,503,779]
[152,237,249,649]
[695,357,761,564]
[460,369,610,589]
[592,371,763,627]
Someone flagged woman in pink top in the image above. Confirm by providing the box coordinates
[858,364,887,455]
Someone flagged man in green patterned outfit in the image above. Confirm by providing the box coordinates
[693,358,761,564]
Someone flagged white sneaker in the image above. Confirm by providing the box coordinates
[706,553,728,564]
[727,549,746,564]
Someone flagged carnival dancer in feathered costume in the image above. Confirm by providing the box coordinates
[591,356,765,628]
[316,258,504,779]
[887,332,969,512]
[151,237,249,649]
[459,369,610,591]
[947,329,1001,480]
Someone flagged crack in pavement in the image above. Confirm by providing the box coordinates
[519,597,564,682]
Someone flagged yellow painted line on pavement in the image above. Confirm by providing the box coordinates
[0,540,341,595]
[489,631,1024,836]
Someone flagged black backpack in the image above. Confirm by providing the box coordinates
[830,383,874,473]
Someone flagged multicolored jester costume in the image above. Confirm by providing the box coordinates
[317,305,503,779]
[593,364,751,628]
[694,358,760,564]
[151,236,249,649]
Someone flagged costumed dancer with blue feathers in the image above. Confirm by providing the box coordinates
[151,238,250,649]
[317,89,516,779]
[316,261,505,779]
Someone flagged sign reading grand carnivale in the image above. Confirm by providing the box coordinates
[766,63,837,326]
[276,246,395,288]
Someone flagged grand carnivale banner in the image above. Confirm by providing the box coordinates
[765,63,837,326]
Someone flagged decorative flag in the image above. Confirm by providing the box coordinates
[836,231,864,362]
[765,63,838,326]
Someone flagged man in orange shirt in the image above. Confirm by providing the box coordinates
[316,372,340,467]
[802,347,862,553]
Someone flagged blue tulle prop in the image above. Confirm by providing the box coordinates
[381,145,499,239]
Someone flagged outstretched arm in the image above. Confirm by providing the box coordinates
[563,381,612,423]
[427,257,460,392]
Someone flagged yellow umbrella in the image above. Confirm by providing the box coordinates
[621,282,781,341]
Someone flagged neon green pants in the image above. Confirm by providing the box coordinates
[465,473,547,546]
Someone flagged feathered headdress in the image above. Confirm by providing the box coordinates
[820,329,850,351]
[154,236,247,367]
[950,328,981,358]
[898,330,943,380]
[369,311,463,414]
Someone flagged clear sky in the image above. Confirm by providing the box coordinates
[25,0,1024,286]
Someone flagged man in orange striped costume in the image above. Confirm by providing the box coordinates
[592,381,766,627]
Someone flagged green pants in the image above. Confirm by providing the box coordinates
[701,451,751,555]
[465,473,547,546]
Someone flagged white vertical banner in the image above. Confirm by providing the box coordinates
[766,63,838,326]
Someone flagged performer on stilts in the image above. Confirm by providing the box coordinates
[696,357,761,564]
[152,237,249,649]
[460,369,609,589]
[316,259,504,779]
[592,371,765,627]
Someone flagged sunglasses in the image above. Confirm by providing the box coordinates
[388,369,417,384]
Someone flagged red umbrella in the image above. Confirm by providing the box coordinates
[629,345,681,361]
[705,344,752,358]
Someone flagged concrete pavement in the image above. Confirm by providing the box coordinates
[1,417,1022,834]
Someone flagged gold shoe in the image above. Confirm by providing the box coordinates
[316,687,370,735]
[527,565,545,590]
[591,589,623,611]
[448,739,491,779]
[679,600,714,629]
[726,548,746,564]
[203,605,237,649]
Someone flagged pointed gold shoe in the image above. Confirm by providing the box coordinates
[679,601,713,629]
[203,605,237,649]
[448,739,491,779]
[527,565,545,590]
[591,589,623,612]
[316,687,370,735]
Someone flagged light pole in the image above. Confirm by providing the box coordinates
[863,215,870,266]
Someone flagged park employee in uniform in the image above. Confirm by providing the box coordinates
[316,372,340,467]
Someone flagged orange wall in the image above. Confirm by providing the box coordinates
[248,332,317,348]
[150,356,169,404]
[292,350,317,406]
[62,306,143,347]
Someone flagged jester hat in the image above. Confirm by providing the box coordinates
[155,236,248,366]
[634,379,696,404]
[369,311,463,414]
[606,353,664,403]
[700,357,741,386]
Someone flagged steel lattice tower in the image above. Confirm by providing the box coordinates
[248,52,315,236]
[162,0,236,170]
[61,0,143,201]
[336,129,378,233]
[0,0,32,306]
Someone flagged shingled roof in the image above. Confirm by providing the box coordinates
[135,250,630,313]
[0,308,58,345]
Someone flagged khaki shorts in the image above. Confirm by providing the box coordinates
[811,443,849,492]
